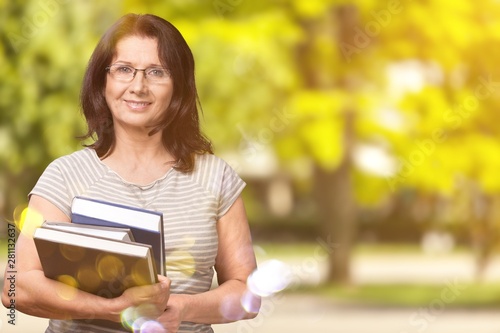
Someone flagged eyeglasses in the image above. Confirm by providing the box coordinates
[105,64,171,83]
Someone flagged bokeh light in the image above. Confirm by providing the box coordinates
[219,294,245,321]
[97,254,124,281]
[247,259,292,297]
[166,250,196,277]
[55,275,78,301]
[131,259,153,286]
[76,265,101,292]
[59,243,85,262]
[121,304,160,332]
[120,306,135,330]
[241,289,261,314]
[139,320,165,333]
[14,205,44,236]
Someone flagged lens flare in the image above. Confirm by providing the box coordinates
[247,259,292,297]
[60,244,85,262]
[97,254,124,281]
[219,294,245,321]
[135,303,158,319]
[120,307,135,330]
[77,265,101,292]
[131,317,149,332]
[15,206,43,236]
[121,304,160,331]
[13,203,27,226]
[132,317,165,332]
[131,260,152,286]
[55,275,78,300]
[166,250,196,277]
[140,320,165,333]
[241,289,261,314]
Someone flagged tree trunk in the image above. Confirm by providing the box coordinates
[292,4,360,284]
[313,110,357,284]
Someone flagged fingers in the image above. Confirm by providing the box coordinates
[122,279,169,305]
[157,275,171,290]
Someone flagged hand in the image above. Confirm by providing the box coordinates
[156,294,186,333]
[119,275,171,319]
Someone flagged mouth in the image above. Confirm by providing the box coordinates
[124,100,152,110]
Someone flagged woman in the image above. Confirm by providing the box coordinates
[2,13,260,333]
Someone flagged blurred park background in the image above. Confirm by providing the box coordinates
[3,0,500,332]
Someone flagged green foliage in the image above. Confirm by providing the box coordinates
[3,1,500,249]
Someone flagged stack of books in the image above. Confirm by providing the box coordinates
[34,196,165,300]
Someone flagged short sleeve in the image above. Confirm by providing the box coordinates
[29,160,72,217]
[216,162,246,220]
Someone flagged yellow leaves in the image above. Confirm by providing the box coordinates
[291,0,335,19]
[463,135,500,193]
[290,90,348,170]
[299,119,343,171]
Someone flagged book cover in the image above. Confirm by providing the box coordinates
[70,196,165,275]
[34,227,158,331]
[34,227,158,297]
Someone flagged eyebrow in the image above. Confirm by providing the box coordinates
[113,60,164,68]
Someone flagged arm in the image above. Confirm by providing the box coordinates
[158,196,261,330]
[1,195,170,322]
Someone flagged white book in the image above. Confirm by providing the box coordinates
[42,221,135,242]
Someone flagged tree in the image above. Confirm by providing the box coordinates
[5,0,500,284]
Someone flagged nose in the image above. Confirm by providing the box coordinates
[129,70,148,94]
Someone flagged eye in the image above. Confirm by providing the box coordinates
[147,68,168,77]
[116,66,134,74]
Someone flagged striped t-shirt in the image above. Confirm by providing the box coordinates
[30,148,246,333]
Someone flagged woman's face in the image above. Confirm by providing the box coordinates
[105,35,173,133]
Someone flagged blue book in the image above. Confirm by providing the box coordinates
[70,196,165,276]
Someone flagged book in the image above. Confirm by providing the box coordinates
[34,226,158,331]
[70,196,165,275]
[34,227,158,297]
[42,221,135,242]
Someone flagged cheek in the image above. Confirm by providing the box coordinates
[161,85,174,106]
[104,83,123,107]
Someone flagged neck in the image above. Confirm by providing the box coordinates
[100,131,176,186]
[111,126,173,160]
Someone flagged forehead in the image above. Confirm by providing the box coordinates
[112,35,160,65]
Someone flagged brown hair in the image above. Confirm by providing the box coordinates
[80,13,212,172]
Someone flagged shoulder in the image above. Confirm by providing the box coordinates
[193,153,229,172]
[52,148,95,164]
[42,148,106,184]
[189,152,245,191]
[47,148,98,170]
[192,153,241,181]
[191,154,246,218]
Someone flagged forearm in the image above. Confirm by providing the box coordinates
[175,279,260,324]
[3,270,121,322]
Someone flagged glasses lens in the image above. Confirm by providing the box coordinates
[107,65,170,83]
[109,65,134,81]
[145,68,169,83]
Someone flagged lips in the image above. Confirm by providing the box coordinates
[124,100,152,110]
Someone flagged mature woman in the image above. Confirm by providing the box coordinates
[2,13,260,333]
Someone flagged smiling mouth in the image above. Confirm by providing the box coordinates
[125,100,152,109]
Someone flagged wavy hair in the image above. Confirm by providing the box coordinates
[80,13,212,172]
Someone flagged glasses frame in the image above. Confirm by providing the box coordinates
[105,64,170,83]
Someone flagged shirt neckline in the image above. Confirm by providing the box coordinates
[86,148,175,190]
